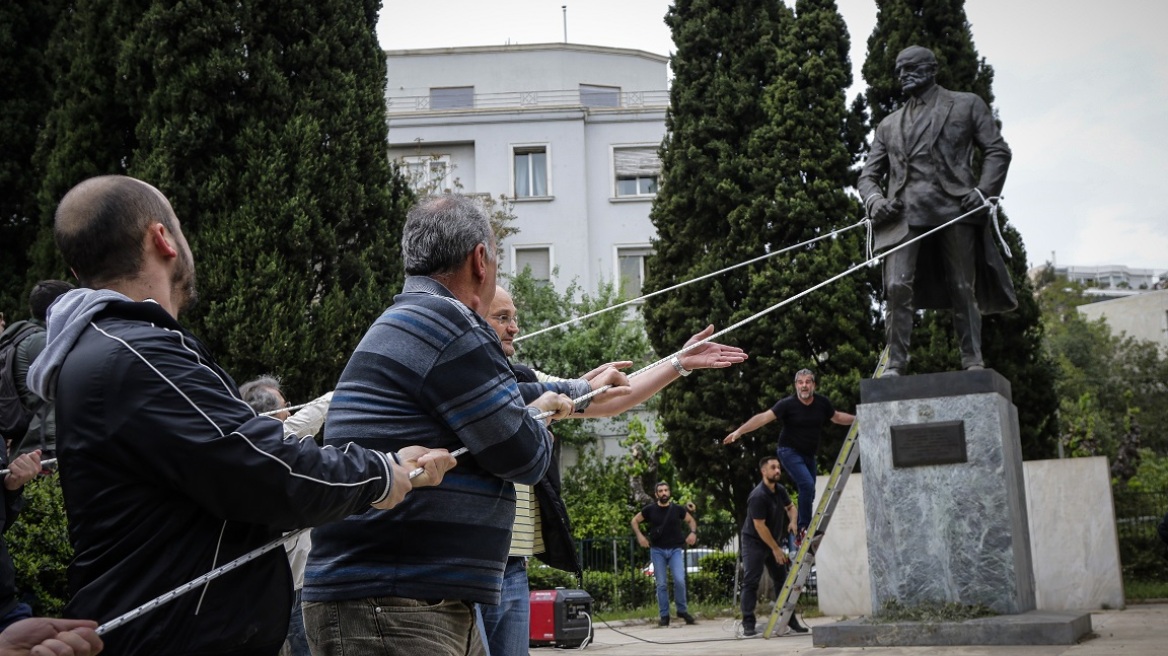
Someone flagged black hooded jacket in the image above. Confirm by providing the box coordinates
[44,296,395,656]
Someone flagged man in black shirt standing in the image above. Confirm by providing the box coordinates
[631,482,698,626]
[739,456,807,637]
[724,369,854,545]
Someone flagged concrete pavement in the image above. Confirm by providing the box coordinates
[555,603,1167,655]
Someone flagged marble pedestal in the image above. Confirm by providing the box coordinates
[856,369,1035,615]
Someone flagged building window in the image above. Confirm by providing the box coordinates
[430,86,474,110]
[514,246,551,283]
[616,246,652,299]
[580,84,620,108]
[401,155,451,193]
[513,146,549,198]
[614,147,661,197]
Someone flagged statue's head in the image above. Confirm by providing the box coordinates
[895,45,938,94]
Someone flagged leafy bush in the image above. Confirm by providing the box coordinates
[687,571,733,604]
[695,551,736,601]
[580,570,654,612]
[7,475,71,615]
[527,565,577,591]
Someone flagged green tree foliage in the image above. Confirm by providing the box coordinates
[0,0,67,315]
[746,0,881,480]
[31,0,151,281]
[1037,276,1168,460]
[859,0,1059,458]
[8,475,71,616]
[506,270,651,445]
[562,446,635,538]
[646,0,876,521]
[33,0,412,402]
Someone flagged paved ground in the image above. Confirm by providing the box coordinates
[538,603,1167,655]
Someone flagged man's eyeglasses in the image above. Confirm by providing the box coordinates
[489,313,519,326]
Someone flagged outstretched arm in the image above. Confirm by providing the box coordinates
[724,410,777,444]
[831,410,855,426]
[580,325,747,417]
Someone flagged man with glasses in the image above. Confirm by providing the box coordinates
[480,285,747,652]
[857,45,1017,377]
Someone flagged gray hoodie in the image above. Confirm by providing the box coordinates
[27,288,134,402]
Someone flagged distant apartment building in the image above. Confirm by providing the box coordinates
[1054,264,1159,291]
[384,43,669,300]
[384,43,670,460]
[1077,289,1168,350]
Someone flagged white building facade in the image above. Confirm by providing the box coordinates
[384,43,669,298]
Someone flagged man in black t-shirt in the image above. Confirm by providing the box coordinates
[724,369,854,543]
[738,456,807,637]
[631,482,698,626]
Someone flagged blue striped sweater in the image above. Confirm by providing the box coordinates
[304,276,569,605]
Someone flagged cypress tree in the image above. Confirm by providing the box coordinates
[646,0,875,519]
[727,0,880,514]
[644,0,790,519]
[32,0,411,402]
[859,0,1059,457]
[31,0,150,281]
[135,0,410,401]
[0,0,65,313]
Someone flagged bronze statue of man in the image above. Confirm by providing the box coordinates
[858,45,1017,376]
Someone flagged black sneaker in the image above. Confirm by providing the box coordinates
[678,611,696,625]
[741,623,758,637]
[788,615,810,634]
[658,615,669,627]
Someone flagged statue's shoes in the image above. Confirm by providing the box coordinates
[965,364,985,371]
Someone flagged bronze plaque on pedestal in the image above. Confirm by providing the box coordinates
[890,420,967,468]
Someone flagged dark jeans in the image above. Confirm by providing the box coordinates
[279,589,308,656]
[777,446,816,532]
[0,602,32,633]
[739,536,786,627]
[478,557,528,656]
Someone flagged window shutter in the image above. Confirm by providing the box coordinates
[614,147,661,177]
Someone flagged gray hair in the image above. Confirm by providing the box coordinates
[240,375,283,414]
[794,368,816,382]
[401,195,496,277]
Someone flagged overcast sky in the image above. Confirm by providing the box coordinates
[378,0,1167,274]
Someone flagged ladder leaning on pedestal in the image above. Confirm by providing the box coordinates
[763,346,890,639]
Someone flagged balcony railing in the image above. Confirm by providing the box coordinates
[387,88,669,114]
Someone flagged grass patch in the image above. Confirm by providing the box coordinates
[1124,578,1168,601]
[867,599,996,624]
[594,597,822,623]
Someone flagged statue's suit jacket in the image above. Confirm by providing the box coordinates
[857,85,1017,314]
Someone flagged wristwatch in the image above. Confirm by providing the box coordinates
[670,355,692,377]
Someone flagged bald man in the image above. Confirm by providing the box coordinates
[27,176,455,656]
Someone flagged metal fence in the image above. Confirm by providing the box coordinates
[572,525,817,611]
[1113,488,1168,581]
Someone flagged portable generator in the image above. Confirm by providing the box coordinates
[529,588,593,648]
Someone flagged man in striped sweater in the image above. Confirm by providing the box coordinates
[303,195,580,656]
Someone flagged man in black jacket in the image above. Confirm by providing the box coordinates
[27,175,455,656]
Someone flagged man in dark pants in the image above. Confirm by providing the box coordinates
[857,45,1017,376]
[724,369,853,544]
[739,456,806,637]
[632,482,698,627]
